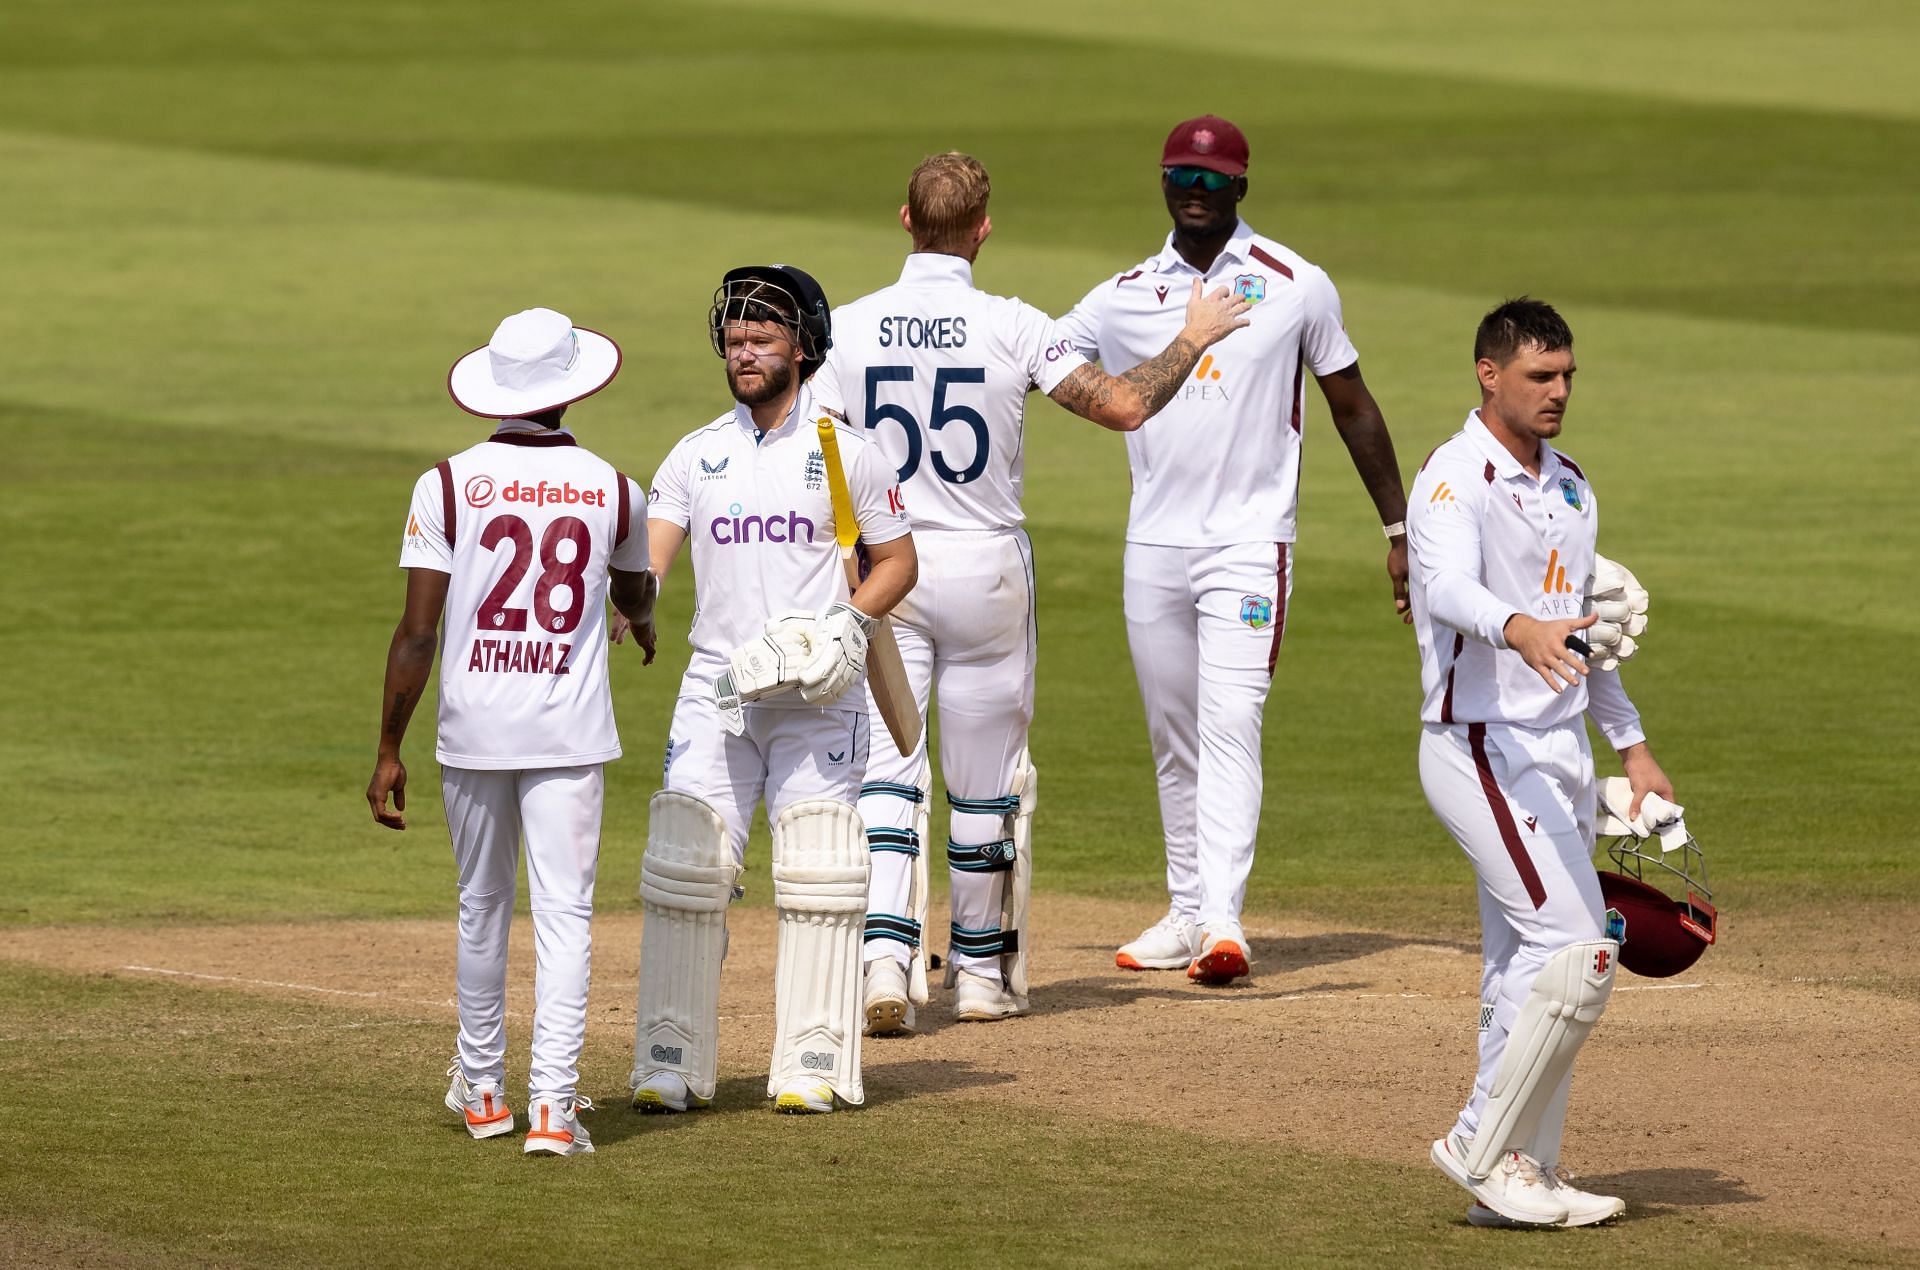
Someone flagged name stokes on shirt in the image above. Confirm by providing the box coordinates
[879,315,967,349]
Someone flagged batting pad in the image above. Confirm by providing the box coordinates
[1463,939,1616,1178]
[770,799,870,1105]
[1004,750,1038,1006]
[632,791,738,1103]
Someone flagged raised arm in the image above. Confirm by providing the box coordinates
[1047,280,1249,431]
[1316,362,1412,620]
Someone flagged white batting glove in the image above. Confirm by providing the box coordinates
[797,603,874,705]
[1584,555,1650,671]
[714,614,817,732]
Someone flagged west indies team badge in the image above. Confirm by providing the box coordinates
[1240,594,1274,629]
[1233,273,1267,304]
[1560,478,1583,511]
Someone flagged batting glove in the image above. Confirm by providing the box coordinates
[1585,554,1650,671]
[797,603,874,705]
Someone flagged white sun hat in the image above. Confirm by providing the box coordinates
[447,307,622,419]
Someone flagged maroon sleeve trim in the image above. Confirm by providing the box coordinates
[1288,348,1305,434]
[614,470,631,548]
[1557,453,1586,479]
[436,460,456,547]
[1468,722,1547,908]
[1440,632,1464,723]
[1248,245,1295,279]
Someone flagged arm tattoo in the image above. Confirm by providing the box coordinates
[1050,364,1116,417]
[383,688,412,739]
[1118,334,1204,418]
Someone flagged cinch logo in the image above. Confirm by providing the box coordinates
[1181,354,1231,402]
[1043,338,1074,363]
[1542,548,1575,595]
[1429,482,1455,503]
[710,501,816,545]
[465,475,496,508]
[502,480,607,508]
[800,1050,836,1071]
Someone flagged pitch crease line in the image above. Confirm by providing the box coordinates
[122,964,457,1010]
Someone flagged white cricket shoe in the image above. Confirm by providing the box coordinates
[1189,923,1252,986]
[863,958,915,1036]
[1544,1166,1626,1226]
[953,969,1028,1021]
[772,1079,836,1114]
[444,1062,514,1139]
[1115,911,1202,971]
[1430,1131,1567,1225]
[630,1070,710,1114]
[523,1095,595,1156]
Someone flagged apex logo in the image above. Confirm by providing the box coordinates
[1542,548,1574,595]
[1593,947,1612,975]
[1429,482,1455,503]
[1193,354,1221,382]
[406,514,421,537]
[1180,354,1231,402]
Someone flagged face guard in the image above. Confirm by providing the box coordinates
[1595,777,1717,977]
[707,265,832,377]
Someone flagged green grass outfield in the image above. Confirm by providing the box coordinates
[1,1,1916,1264]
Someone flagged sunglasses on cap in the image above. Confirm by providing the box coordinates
[1163,166,1237,192]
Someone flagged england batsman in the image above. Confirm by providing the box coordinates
[367,307,657,1157]
[1412,298,1674,1226]
[1054,116,1411,984]
[625,265,916,1115]
[810,152,1251,1032]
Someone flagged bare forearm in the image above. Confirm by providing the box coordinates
[1049,328,1208,431]
[377,630,437,758]
[609,569,658,629]
[850,553,916,620]
[1117,331,1206,421]
[1335,406,1408,524]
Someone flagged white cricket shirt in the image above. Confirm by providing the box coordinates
[1407,410,1644,748]
[810,253,1088,532]
[398,421,649,770]
[1055,219,1358,547]
[649,384,911,707]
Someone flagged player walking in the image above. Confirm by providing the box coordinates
[366,307,657,1157]
[1054,116,1411,984]
[809,152,1251,1031]
[626,265,916,1116]
[1412,298,1674,1226]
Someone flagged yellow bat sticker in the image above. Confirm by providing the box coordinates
[815,418,859,555]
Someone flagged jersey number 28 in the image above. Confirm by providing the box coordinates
[476,514,591,634]
[864,365,988,485]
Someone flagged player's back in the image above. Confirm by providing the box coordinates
[403,430,644,770]
[813,254,1081,533]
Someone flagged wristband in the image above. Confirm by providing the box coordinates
[1381,521,1406,540]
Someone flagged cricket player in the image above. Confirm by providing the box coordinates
[1412,298,1674,1226]
[625,264,916,1116]
[366,307,657,1157]
[1054,116,1411,984]
[809,152,1252,1032]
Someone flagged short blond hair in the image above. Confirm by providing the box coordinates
[907,152,991,255]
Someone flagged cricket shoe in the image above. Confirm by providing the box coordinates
[630,1070,710,1114]
[1188,925,1252,985]
[1543,1166,1626,1226]
[1115,911,1202,971]
[772,1079,837,1115]
[863,958,915,1036]
[1430,1131,1567,1226]
[953,969,1028,1022]
[444,1062,514,1140]
[523,1095,595,1156]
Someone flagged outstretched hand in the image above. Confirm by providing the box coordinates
[1183,278,1253,347]
[1503,612,1597,693]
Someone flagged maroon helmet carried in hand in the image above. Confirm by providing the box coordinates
[1596,779,1717,978]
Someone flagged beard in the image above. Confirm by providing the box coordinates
[728,357,794,407]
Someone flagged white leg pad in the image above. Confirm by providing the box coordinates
[770,799,870,1106]
[1463,939,1617,1178]
[1004,750,1037,1004]
[908,772,931,1007]
[632,791,737,1103]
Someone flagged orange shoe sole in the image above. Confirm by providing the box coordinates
[1188,941,1250,984]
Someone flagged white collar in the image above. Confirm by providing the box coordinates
[897,253,975,287]
[1153,218,1257,273]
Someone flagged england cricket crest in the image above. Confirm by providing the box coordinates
[1240,594,1274,629]
[1233,273,1267,305]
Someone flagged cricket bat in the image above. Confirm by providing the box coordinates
[815,418,922,756]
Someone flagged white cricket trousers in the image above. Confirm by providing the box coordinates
[441,763,603,1102]
[1123,540,1292,930]
[1419,720,1604,1158]
[663,693,869,865]
[860,529,1037,975]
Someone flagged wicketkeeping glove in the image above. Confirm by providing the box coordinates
[1584,554,1650,672]
[797,603,874,705]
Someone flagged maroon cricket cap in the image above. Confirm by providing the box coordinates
[1161,115,1249,176]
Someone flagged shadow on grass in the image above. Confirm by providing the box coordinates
[1580,1167,1764,1211]
[1032,976,1376,1015]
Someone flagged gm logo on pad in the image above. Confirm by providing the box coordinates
[649,1043,684,1065]
[800,1050,836,1071]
